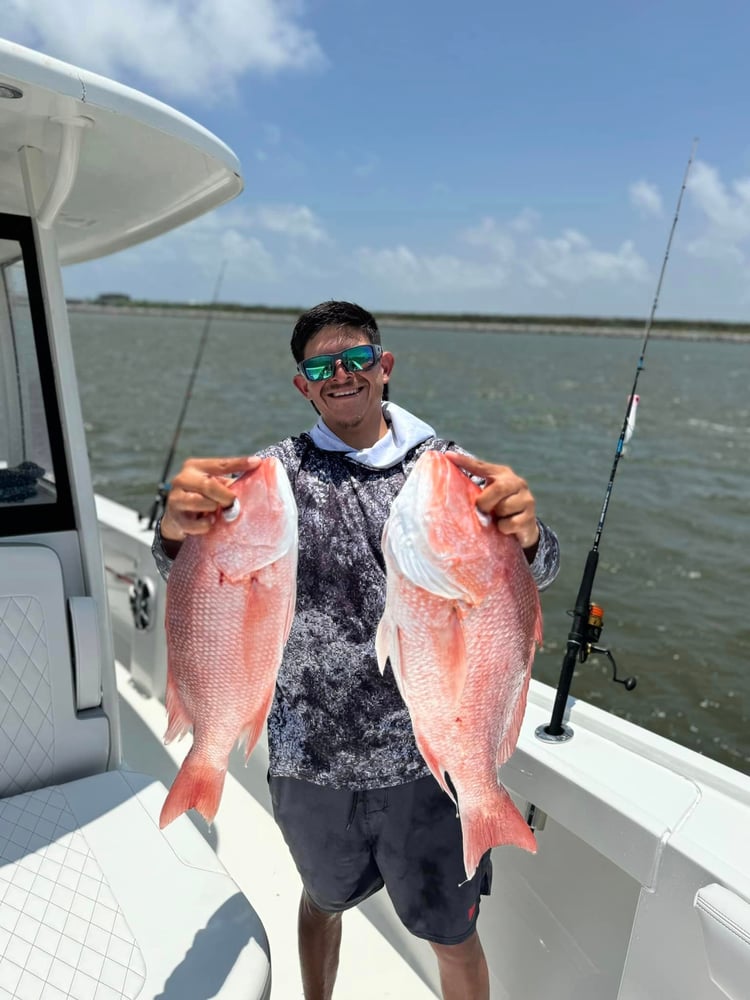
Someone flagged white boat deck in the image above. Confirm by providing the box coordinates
[116,663,441,999]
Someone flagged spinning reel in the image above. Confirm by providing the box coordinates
[577,602,637,692]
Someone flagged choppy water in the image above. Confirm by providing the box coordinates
[69,311,750,775]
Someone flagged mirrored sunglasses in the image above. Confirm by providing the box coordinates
[297,344,383,382]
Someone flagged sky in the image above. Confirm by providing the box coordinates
[5,0,750,321]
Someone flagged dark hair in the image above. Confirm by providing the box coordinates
[290,300,381,363]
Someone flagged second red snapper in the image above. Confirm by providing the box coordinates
[160,457,297,828]
[375,450,542,879]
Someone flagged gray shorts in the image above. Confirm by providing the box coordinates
[268,773,492,945]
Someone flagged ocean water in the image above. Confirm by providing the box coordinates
[69,310,750,776]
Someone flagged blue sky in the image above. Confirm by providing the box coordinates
[6,0,750,320]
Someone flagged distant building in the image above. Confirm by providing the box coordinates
[95,293,131,305]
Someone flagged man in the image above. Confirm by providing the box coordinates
[153,300,559,1000]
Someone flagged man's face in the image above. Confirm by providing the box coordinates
[292,325,394,439]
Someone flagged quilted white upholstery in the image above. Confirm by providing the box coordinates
[0,771,271,998]
[0,785,146,997]
[0,592,55,795]
[0,546,108,796]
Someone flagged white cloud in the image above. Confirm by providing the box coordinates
[686,160,750,263]
[532,230,648,285]
[630,180,663,218]
[218,231,277,281]
[462,210,543,260]
[356,219,649,300]
[161,211,279,284]
[461,214,648,289]
[255,204,328,243]
[6,0,324,101]
[509,208,541,234]
[462,217,516,263]
[356,246,508,291]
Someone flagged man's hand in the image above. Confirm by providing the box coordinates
[444,451,540,555]
[160,456,261,541]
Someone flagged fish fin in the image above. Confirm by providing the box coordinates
[415,739,455,806]
[376,610,404,685]
[383,489,479,603]
[534,593,544,647]
[443,604,469,704]
[159,750,227,829]
[280,570,297,645]
[239,686,275,761]
[375,616,391,676]
[496,658,533,766]
[163,669,192,744]
[458,784,537,880]
[495,603,541,766]
[388,603,468,708]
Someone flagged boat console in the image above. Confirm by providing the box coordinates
[0,40,269,998]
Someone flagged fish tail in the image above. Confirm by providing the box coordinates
[459,784,537,880]
[159,749,227,829]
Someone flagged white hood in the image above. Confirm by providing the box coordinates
[309,402,435,469]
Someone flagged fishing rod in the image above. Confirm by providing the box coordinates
[144,261,227,530]
[538,139,698,743]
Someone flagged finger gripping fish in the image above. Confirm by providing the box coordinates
[376,450,542,879]
[159,457,298,828]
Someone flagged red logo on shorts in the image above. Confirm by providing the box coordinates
[467,902,477,921]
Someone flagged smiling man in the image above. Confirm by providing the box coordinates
[293,335,392,446]
[153,300,560,1000]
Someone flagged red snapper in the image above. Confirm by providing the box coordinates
[376,450,542,879]
[160,457,297,828]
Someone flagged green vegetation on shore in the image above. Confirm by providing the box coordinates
[67,295,750,335]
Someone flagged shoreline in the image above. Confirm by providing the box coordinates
[66,302,750,343]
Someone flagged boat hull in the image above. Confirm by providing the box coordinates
[98,493,750,999]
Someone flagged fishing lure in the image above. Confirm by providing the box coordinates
[624,394,640,446]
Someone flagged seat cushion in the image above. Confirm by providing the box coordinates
[0,769,271,999]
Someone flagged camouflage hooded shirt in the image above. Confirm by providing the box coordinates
[153,418,560,790]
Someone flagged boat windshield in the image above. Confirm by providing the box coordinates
[0,215,74,535]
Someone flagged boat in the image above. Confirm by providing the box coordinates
[1,36,748,999]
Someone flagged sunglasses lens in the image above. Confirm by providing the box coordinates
[341,346,377,372]
[302,357,334,381]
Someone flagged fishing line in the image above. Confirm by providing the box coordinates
[538,139,698,742]
[144,260,227,529]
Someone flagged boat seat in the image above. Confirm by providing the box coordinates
[0,545,271,997]
[694,883,750,1000]
[0,770,271,998]
[0,545,109,796]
